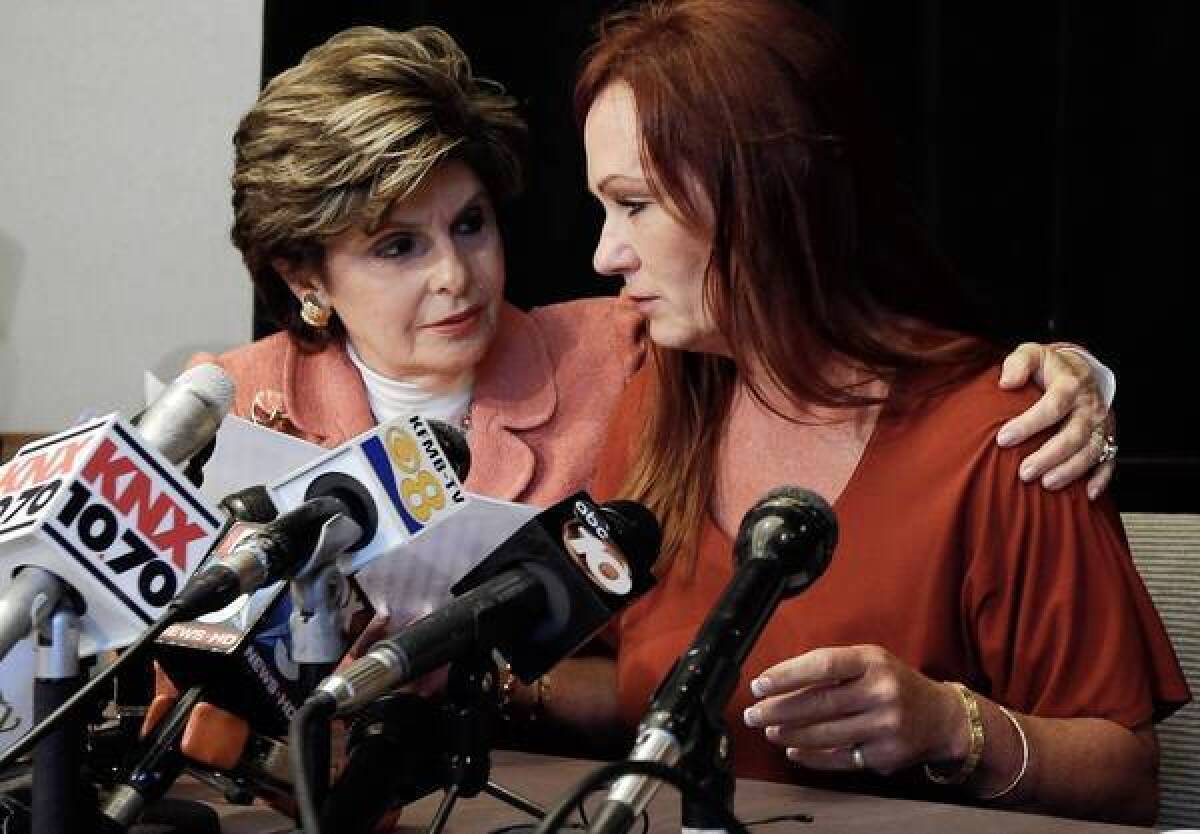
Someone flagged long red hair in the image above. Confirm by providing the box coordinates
[576,0,1000,571]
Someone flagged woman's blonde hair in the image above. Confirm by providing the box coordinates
[232,25,527,344]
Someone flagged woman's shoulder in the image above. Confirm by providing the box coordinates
[527,296,644,355]
[866,359,1045,497]
[189,331,295,376]
[526,295,647,379]
[187,332,305,422]
[899,359,1039,443]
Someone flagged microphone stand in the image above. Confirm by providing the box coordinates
[318,657,546,834]
[0,568,64,663]
[425,654,546,834]
[678,710,735,834]
[288,513,361,812]
[32,601,89,834]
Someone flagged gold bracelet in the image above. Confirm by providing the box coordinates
[925,683,984,786]
[496,661,518,714]
[533,671,552,719]
[979,705,1029,801]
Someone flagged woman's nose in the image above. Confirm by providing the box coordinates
[593,218,638,277]
[431,245,470,295]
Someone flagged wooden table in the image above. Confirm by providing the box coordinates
[185,750,1159,834]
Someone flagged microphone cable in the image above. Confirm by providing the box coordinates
[532,760,750,834]
[289,692,338,834]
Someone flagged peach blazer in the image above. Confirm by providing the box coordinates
[192,297,645,507]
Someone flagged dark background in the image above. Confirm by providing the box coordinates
[257,1,1197,512]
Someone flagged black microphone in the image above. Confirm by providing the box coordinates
[310,493,660,715]
[169,495,363,621]
[216,484,279,525]
[144,418,470,775]
[588,486,837,834]
[319,694,449,833]
[427,418,471,485]
[97,686,205,833]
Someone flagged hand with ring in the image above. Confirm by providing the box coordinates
[743,645,967,775]
[995,343,1117,500]
[1092,424,1118,466]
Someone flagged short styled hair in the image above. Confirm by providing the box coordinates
[231,25,527,344]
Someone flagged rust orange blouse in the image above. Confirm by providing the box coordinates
[593,362,1189,788]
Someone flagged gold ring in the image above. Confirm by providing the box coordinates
[1092,426,1118,465]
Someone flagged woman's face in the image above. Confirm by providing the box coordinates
[584,82,724,354]
[283,160,505,390]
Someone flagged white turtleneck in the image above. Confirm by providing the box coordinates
[346,341,473,429]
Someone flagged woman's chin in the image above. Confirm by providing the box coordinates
[647,320,723,355]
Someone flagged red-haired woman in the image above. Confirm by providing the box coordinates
[556,0,1188,824]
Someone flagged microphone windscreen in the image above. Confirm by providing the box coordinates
[427,419,471,482]
[600,500,662,576]
[735,485,837,595]
[218,485,279,524]
[178,363,236,417]
[137,363,235,465]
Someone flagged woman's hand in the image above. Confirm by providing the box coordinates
[743,645,965,775]
[995,343,1115,500]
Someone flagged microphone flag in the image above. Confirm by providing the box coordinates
[0,414,221,655]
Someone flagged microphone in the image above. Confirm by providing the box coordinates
[98,685,205,833]
[145,417,470,775]
[267,415,470,576]
[216,484,279,526]
[134,363,235,468]
[0,365,232,658]
[167,414,470,622]
[588,487,837,834]
[169,495,363,621]
[312,493,660,715]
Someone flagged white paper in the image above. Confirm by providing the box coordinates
[198,415,325,505]
[352,492,539,624]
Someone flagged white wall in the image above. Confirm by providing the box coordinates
[0,1,262,432]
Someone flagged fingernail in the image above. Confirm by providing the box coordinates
[786,747,802,761]
[1019,463,1036,481]
[765,725,782,742]
[1087,484,1099,501]
[1043,473,1062,490]
[743,707,762,727]
[751,676,771,697]
[996,427,1016,447]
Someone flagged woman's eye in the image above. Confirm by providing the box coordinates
[617,199,648,216]
[453,206,486,235]
[375,235,415,258]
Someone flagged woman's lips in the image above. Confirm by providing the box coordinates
[627,295,660,313]
[425,305,483,332]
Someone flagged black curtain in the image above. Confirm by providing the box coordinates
[258,1,1198,511]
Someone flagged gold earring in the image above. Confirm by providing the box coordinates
[300,292,331,328]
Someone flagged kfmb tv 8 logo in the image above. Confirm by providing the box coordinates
[362,415,466,535]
